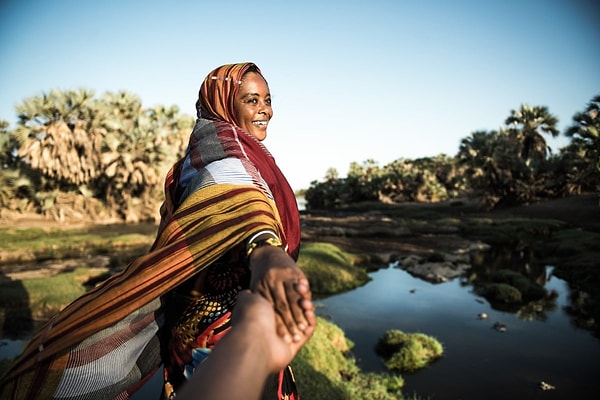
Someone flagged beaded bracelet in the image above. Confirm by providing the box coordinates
[246,237,283,258]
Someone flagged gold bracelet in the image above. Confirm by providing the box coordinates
[246,237,283,258]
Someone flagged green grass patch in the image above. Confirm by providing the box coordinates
[0,226,154,264]
[480,283,523,304]
[460,217,565,245]
[375,330,444,373]
[298,242,371,296]
[540,228,600,269]
[0,267,108,321]
[293,317,405,399]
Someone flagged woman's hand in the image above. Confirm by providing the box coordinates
[249,245,316,343]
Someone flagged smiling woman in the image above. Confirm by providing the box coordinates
[196,63,273,142]
[233,71,273,141]
[160,63,312,399]
[0,63,315,400]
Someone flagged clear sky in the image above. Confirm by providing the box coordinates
[1,0,599,191]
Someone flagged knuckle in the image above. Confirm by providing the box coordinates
[275,299,288,314]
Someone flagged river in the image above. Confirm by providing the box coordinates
[317,263,600,399]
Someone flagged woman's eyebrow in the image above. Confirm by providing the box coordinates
[240,91,270,98]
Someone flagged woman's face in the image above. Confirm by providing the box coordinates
[234,72,273,141]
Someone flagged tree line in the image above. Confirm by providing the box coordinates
[0,89,598,222]
[305,95,599,210]
[0,89,194,222]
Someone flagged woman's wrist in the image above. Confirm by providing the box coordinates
[246,231,284,269]
[246,237,283,258]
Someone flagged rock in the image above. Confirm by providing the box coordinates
[493,322,507,332]
[539,381,555,391]
[400,255,422,269]
[401,259,471,283]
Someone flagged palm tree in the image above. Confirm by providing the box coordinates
[457,129,530,208]
[95,94,193,221]
[15,88,102,186]
[9,88,194,221]
[0,120,15,167]
[505,104,559,166]
[563,94,600,195]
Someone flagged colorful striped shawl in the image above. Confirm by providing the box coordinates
[0,118,300,399]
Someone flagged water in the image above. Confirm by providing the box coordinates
[3,247,599,399]
[317,265,600,399]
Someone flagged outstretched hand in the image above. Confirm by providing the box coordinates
[248,245,316,343]
[232,290,315,371]
[177,290,315,400]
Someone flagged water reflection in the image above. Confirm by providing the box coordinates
[463,246,560,322]
[317,248,600,399]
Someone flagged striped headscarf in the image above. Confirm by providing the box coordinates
[196,62,266,124]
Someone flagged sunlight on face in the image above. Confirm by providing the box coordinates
[234,72,273,141]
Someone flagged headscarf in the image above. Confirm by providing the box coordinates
[196,62,265,124]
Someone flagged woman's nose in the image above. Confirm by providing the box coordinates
[258,100,269,113]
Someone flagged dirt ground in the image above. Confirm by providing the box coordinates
[487,193,599,229]
[1,194,598,272]
[300,194,599,261]
[2,193,597,229]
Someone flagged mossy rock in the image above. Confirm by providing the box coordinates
[375,329,443,373]
[482,282,523,303]
[491,269,546,301]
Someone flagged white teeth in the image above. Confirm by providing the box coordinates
[253,121,267,126]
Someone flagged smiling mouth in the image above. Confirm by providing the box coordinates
[252,121,268,127]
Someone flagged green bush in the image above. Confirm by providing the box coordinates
[375,330,443,373]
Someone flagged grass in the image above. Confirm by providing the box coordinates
[0,226,154,264]
[0,267,109,334]
[293,317,405,399]
[297,242,371,296]
[459,217,565,245]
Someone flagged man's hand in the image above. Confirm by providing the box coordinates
[233,290,315,371]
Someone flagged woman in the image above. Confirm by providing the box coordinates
[160,62,314,399]
[0,63,314,400]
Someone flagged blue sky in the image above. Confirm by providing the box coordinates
[1,0,598,190]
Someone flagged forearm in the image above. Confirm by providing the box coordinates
[177,327,272,400]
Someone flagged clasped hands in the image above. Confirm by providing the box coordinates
[248,244,316,345]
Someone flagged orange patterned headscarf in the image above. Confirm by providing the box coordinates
[196,62,265,124]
